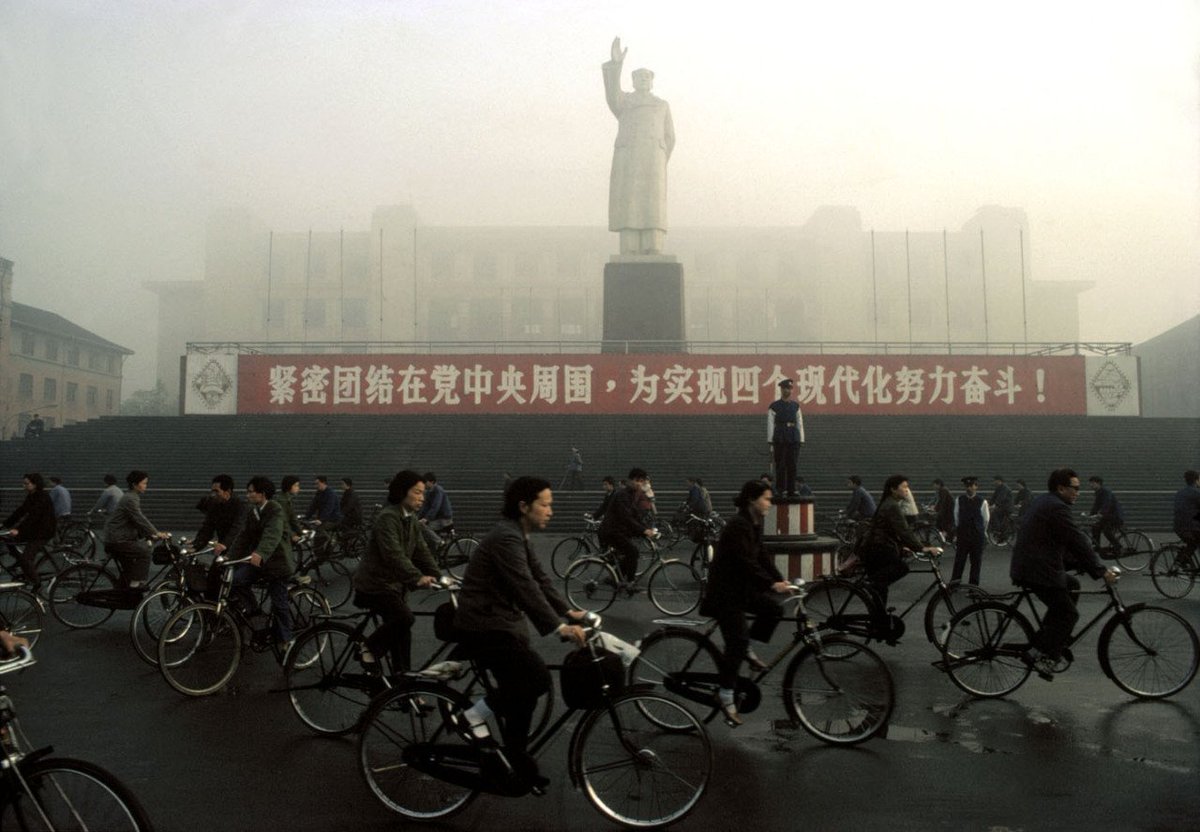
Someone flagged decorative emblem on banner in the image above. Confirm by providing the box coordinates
[1088,360,1132,412]
[191,359,234,409]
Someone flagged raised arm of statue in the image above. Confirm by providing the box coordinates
[610,36,627,64]
[603,37,627,118]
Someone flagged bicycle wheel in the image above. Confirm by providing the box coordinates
[0,587,43,647]
[58,524,97,559]
[572,691,711,829]
[627,628,722,727]
[564,558,619,613]
[941,602,1034,698]
[286,622,382,735]
[647,559,703,616]
[1114,529,1155,572]
[1150,544,1196,599]
[157,602,242,696]
[922,581,989,647]
[0,756,153,832]
[782,636,894,745]
[289,585,332,633]
[34,548,72,594]
[129,587,187,666]
[986,518,1013,547]
[358,683,478,820]
[48,563,117,629]
[308,559,353,609]
[443,536,478,580]
[1099,605,1199,699]
[551,536,592,578]
[801,579,875,641]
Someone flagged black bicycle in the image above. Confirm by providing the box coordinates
[1149,541,1200,598]
[0,647,155,831]
[356,612,712,828]
[938,571,1199,699]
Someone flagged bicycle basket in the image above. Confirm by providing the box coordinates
[151,540,178,565]
[183,562,220,600]
[560,647,625,710]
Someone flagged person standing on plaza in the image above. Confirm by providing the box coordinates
[989,475,1014,537]
[91,474,124,515]
[352,470,440,675]
[845,475,876,521]
[562,447,584,490]
[47,477,71,519]
[932,479,956,543]
[2,473,56,591]
[453,476,587,788]
[1085,476,1125,550]
[340,478,364,532]
[1014,478,1033,519]
[953,477,990,585]
[1011,468,1116,677]
[23,415,43,440]
[104,471,170,588]
[699,479,793,727]
[598,468,657,584]
[1173,470,1200,563]
[767,379,805,499]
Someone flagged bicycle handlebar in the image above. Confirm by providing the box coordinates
[0,647,35,676]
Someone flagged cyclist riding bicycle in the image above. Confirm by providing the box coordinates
[191,474,247,557]
[453,476,587,789]
[1174,469,1200,564]
[103,470,171,588]
[231,476,297,651]
[1010,468,1117,679]
[417,472,453,551]
[2,473,56,592]
[859,474,942,609]
[598,468,656,585]
[351,470,440,674]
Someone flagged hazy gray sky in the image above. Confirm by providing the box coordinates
[2,0,1197,392]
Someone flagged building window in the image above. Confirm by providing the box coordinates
[106,355,117,373]
[86,386,97,406]
[67,346,80,366]
[66,382,78,403]
[106,389,114,411]
[19,332,34,355]
[45,339,59,361]
[18,374,33,398]
[43,378,56,401]
[88,351,102,370]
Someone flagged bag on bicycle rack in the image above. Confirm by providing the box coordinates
[151,540,178,566]
[560,647,625,710]
[183,562,221,601]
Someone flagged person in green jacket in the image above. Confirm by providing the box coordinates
[277,475,303,543]
[231,476,296,648]
[352,470,440,673]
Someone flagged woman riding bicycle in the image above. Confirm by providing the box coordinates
[453,476,587,788]
[103,470,170,588]
[698,479,793,727]
[351,470,440,674]
[860,474,942,608]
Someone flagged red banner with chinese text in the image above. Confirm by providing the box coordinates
[235,354,1086,415]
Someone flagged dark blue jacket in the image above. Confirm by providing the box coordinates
[1011,492,1105,588]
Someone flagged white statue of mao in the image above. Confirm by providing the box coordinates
[602,37,675,256]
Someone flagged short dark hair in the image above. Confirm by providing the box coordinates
[315,475,328,484]
[1016,479,1026,486]
[502,476,553,520]
[246,476,276,499]
[281,475,300,492]
[342,477,353,488]
[848,475,862,486]
[627,468,648,481]
[601,476,616,486]
[103,474,117,486]
[880,474,909,502]
[961,476,978,487]
[1088,475,1103,485]
[932,478,944,487]
[22,473,45,490]
[1186,470,1199,485]
[49,476,62,485]
[993,475,1004,482]
[387,470,424,505]
[422,472,437,483]
[126,470,149,488]
[1047,468,1078,491]
[211,474,235,492]
[733,479,771,511]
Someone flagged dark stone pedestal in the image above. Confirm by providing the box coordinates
[601,259,685,353]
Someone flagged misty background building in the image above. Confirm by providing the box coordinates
[0,257,132,438]
[148,203,1090,406]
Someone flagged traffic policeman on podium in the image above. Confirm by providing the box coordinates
[767,379,805,500]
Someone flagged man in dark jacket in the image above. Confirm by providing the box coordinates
[1085,476,1124,550]
[598,468,656,584]
[306,475,341,558]
[1011,468,1116,677]
[932,479,955,542]
[232,477,296,648]
[192,474,247,556]
[1173,469,1200,562]
[339,478,363,530]
[2,473,56,591]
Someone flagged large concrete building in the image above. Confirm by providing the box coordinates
[0,257,133,438]
[147,204,1093,403]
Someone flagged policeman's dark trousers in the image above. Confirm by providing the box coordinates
[598,532,639,582]
[1027,575,1081,660]
[715,594,783,690]
[355,590,416,671]
[773,443,799,495]
[951,532,984,585]
[460,630,551,760]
